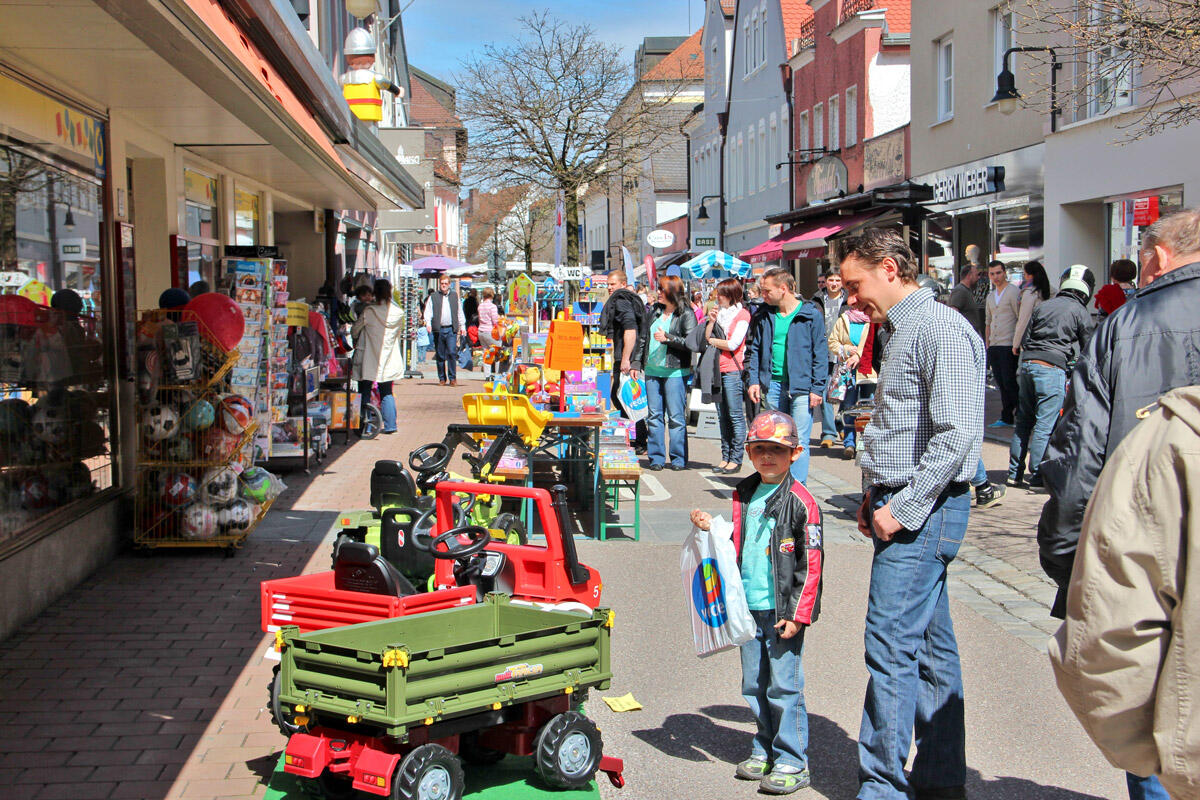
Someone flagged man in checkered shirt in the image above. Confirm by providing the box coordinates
[834,228,985,800]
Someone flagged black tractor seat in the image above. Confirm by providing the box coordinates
[333,541,417,597]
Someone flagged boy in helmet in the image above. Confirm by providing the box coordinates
[1006,265,1096,488]
[690,410,825,795]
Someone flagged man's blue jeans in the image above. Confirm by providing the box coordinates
[858,485,969,799]
[434,328,458,382]
[767,380,813,483]
[1127,774,1169,799]
[717,371,747,465]
[645,373,688,468]
[740,609,809,772]
[1007,362,1067,482]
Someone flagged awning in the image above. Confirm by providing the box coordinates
[741,210,886,263]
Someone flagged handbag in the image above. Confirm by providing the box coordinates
[680,515,755,657]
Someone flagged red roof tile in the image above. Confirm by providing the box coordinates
[720,0,736,14]
[642,28,705,82]
[409,77,462,129]
[882,1,911,35]
[780,0,814,51]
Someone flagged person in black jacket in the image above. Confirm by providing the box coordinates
[599,269,646,450]
[1006,266,1096,488]
[1038,210,1200,800]
[632,274,696,469]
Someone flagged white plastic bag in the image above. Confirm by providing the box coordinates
[615,374,649,422]
[680,515,755,658]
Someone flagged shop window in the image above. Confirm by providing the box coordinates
[234,187,260,246]
[0,142,113,544]
[992,200,1044,277]
[1107,191,1184,275]
[182,168,219,288]
[923,211,956,289]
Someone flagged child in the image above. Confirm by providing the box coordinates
[690,410,824,795]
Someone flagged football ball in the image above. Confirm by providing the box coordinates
[32,401,69,445]
[144,404,180,442]
[180,503,218,540]
[218,498,255,533]
[199,466,238,505]
[240,467,274,503]
[19,473,52,509]
[162,471,197,507]
[218,395,254,435]
[201,427,241,461]
[181,399,215,432]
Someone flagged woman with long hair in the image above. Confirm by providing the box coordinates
[351,279,403,434]
[633,274,696,470]
[704,278,752,473]
[1013,260,1051,355]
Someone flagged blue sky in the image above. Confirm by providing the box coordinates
[402,0,700,81]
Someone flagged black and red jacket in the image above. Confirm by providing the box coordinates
[731,473,824,626]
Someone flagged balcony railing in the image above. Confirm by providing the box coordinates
[840,0,876,25]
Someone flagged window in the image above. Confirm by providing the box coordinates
[814,102,824,152]
[829,95,840,151]
[845,86,858,146]
[744,21,751,74]
[799,110,810,160]
[992,7,1014,89]
[757,4,767,66]
[234,187,260,246]
[936,37,954,121]
[752,14,760,73]
[781,104,789,166]
[183,167,220,287]
[1087,3,1135,117]
[746,130,755,195]
[759,121,768,190]
[769,114,778,186]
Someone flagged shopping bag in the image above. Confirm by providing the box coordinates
[615,374,649,422]
[680,515,755,658]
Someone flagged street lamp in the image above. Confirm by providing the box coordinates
[992,46,1062,132]
[696,195,721,221]
[63,206,76,232]
[345,0,378,19]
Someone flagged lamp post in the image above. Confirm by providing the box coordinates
[695,194,721,221]
[992,46,1061,132]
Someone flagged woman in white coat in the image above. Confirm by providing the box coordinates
[351,279,403,434]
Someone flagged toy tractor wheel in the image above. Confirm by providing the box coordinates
[459,731,505,766]
[491,512,528,547]
[534,710,603,789]
[392,743,464,800]
[268,665,308,737]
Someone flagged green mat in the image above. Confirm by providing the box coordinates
[264,753,600,799]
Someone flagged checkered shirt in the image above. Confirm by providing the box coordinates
[861,287,986,530]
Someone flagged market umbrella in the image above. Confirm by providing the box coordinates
[409,255,473,275]
[678,249,752,280]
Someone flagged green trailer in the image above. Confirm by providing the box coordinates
[277,594,623,799]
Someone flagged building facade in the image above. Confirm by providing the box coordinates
[685,0,736,253]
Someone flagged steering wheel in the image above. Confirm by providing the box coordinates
[452,492,477,517]
[429,526,491,560]
[409,442,451,474]
[411,499,471,547]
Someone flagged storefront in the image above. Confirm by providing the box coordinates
[912,143,1044,288]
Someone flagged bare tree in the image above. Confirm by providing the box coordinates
[1019,0,1200,140]
[498,191,556,272]
[456,12,688,265]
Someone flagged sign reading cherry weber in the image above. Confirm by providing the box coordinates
[543,319,584,372]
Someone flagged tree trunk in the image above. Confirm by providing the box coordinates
[565,189,579,266]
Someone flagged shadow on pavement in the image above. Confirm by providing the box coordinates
[631,712,748,765]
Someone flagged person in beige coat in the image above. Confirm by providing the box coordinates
[351,278,404,434]
[826,308,875,460]
[1049,385,1200,800]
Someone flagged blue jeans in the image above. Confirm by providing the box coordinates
[839,382,860,449]
[1007,362,1067,482]
[717,371,747,464]
[434,328,458,382]
[740,609,809,771]
[1127,774,1169,799]
[972,458,988,487]
[357,380,396,433]
[645,373,688,468]
[767,380,813,483]
[819,363,838,439]
[858,485,969,799]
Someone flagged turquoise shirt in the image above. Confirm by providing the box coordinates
[741,482,778,610]
[771,304,801,380]
[644,313,690,378]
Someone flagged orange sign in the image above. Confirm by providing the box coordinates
[543,320,584,371]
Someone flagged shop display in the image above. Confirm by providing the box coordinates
[132,308,285,552]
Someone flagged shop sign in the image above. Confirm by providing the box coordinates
[223,245,280,258]
[694,236,717,247]
[768,223,783,238]
[863,129,906,191]
[646,229,675,248]
[806,156,848,202]
[57,237,88,261]
[932,166,1005,203]
[0,73,106,176]
[1132,196,1160,226]
[553,266,584,281]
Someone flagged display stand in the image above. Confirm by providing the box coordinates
[264,366,322,473]
[319,356,357,445]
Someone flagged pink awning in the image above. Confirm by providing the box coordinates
[740,210,885,263]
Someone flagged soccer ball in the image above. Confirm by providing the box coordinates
[32,401,70,445]
[166,436,194,462]
[19,473,52,509]
[240,467,274,503]
[218,395,254,435]
[162,471,197,507]
[144,404,180,442]
[218,498,255,533]
[199,466,238,505]
[180,503,218,540]
[201,427,241,461]
[181,399,215,432]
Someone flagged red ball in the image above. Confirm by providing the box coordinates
[184,293,244,352]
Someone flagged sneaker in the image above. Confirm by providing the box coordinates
[646,463,663,471]
[975,482,1005,508]
[843,445,855,460]
[760,766,811,794]
[734,757,770,781]
[819,438,834,449]
[987,420,1011,428]
[668,463,686,471]
[1005,476,1024,488]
